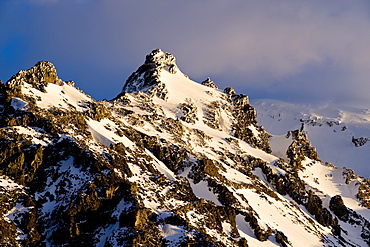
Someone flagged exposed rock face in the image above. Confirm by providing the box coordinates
[224,87,237,96]
[122,49,177,95]
[329,195,349,222]
[201,77,218,89]
[229,92,272,153]
[177,98,198,124]
[329,195,370,244]
[7,61,62,92]
[0,176,37,247]
[144,48,178,73]
[352,136,369,147]
[286,129,319,168]
[1,51,370,246]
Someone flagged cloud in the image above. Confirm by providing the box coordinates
[1,0,370,104]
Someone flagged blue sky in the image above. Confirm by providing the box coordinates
[1,0,370,106]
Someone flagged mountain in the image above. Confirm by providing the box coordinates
[1,49,370,246]
[252,99,370,178]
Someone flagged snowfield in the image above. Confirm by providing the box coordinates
[253,99,370,177]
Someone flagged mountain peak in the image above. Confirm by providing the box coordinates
[144,48,177,73]
[121,49,179,94]
[7,61,62,92]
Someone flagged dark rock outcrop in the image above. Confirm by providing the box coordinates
[122,49,178,94]
[286,130,319,169]
[201,77,218,89]
[229,92,272,153]
[7,61,62,92]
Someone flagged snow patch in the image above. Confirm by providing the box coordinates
[145,150,176,181]
[87,119,134,148]
[179,166,222,206]
[160,224,186,242]
[0,175,23,191]
[269,134,292,160]
[22,82,91,110]
[248,124,261,140]
[11,97,28,110]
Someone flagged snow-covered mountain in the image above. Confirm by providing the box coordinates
[253,99,370,178]
[1,49,370,246]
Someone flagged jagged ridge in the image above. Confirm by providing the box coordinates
[0,50,370,246]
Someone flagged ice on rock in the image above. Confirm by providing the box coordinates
[11,97,28,110]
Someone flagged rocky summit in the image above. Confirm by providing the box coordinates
[1,49,370,246]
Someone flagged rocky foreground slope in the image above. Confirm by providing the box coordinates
[1,49,370,246]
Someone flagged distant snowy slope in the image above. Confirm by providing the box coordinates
[252,99,370,177]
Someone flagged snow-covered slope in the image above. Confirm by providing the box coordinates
[253,99,370,177]
[1,50,370,246]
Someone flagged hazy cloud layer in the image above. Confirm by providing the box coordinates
[1,0,370,105]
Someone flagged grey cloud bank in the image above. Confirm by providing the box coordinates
[1,0,370,106]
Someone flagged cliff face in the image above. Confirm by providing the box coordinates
[1,50,370,246]
[122,49,178,95]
